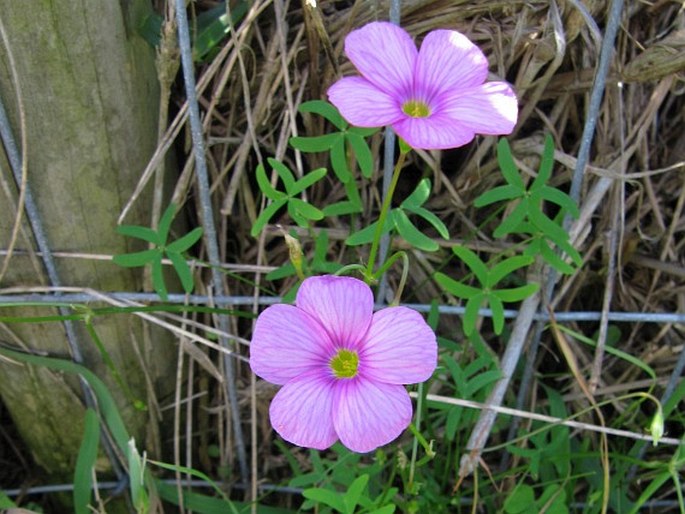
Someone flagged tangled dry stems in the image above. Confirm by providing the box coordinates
[67,0,685,501]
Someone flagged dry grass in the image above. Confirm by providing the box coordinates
[136,0,685,503]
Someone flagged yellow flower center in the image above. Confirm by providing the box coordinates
[329,349,359,379]
[402,100,431,118]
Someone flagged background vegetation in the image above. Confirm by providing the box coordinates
[1,0,684,512]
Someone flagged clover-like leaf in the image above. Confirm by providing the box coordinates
[113,249,160,268]
[330,136,351,183]
[268,157,297,194]
[392,209,438,252]
[401,177,431,210]
[401,179,450,240]
[434,272,481,299]
[451,245,489,285]
[116,225,160,245]
[322,180,363,216]
[473,184,521,208]
[167,251,194,294]
[166,227,203,253]
[298,99,347,130]
[436,246,538,335]
[150,254,167,301]
[289,133,342,153]
[256,163,286,201]
[289,167,327,196]
[288,198,324,227]
[346,132,374,179]
[496,138,524,189]
[251,198,287,237]
[113,202,204,299]
[252,159,327,236]
[157,203,177,243]
[346,217,393,246]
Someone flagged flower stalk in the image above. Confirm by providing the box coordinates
[365,146,409,283]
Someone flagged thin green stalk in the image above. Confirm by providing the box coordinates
[364,149,408,282]
[372,250,409,305]
[408,382,424,489]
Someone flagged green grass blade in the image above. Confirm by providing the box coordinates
[555,324,656,380]
[0,346,131,451]
[74,408,100,514]
[128,439,149,514]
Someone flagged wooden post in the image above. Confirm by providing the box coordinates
[0,0,176,477]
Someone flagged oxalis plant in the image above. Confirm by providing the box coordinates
[46,18,668,514]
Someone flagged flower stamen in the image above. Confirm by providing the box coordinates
[330,349,359,379]
[402,100,431,118]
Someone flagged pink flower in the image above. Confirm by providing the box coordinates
[327,21,518,150]
[250,275,437,453]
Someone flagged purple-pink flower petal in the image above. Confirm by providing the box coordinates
[415,29,488,101]
[344,21,417,98]
[296,275,373,350]
[327,77,404,128]
[333,378,412,453]
[250,304,332,385]
[269,370,338,450]
[393,113,477,150]
[440,82,518,135]
[360,307,437,384]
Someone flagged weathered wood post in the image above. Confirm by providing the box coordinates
[0,0,177,479]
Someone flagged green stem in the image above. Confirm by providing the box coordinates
[373,250,409,305]
[408,383,424,489]
[364,149,408,282]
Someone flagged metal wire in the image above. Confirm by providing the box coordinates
[174,0,248,485]
[1,291,684,324]
[3,479,682,512]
